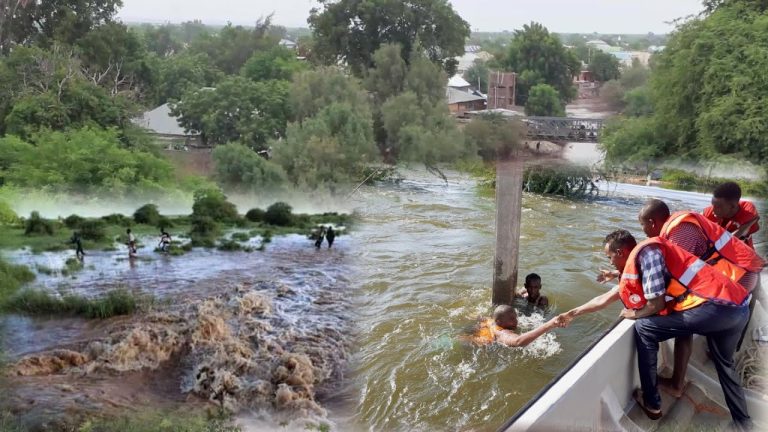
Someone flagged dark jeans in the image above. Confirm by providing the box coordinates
[634,301,751,428]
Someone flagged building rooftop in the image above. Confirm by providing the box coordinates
[446,87,486,104]
[133,103,198,136]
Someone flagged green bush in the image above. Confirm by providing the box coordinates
[0,201,18,225]
[0,258,35,303]
[245,208,265,222]
[24,211,55,236]
[231,232,251,242]
[191,189,239,223]
[63,214,85,229]
[134,204,161,226]
[101,213,132,226]
[79,219,107,241]
[264,202,293,226]
[217,239,243,252]
[189,216,219,247]
[157,216,175,229]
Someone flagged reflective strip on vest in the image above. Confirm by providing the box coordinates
[679,259,706,286]
[622,273,639,280]
[714,230,732,251]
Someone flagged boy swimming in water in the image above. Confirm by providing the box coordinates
[464,305,563,347]
[516,273,549,308]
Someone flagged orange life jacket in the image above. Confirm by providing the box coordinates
[618,237,749,313]
[661,211,765,282]
[466,318,501,345]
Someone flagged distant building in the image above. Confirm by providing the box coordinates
[454,48,493,74]
[487,71,516,110]
[448,74,472,91]
[446,87,486,117]
[133,103,202,149]
[279,39,297,50]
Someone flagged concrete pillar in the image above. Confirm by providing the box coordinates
[493,158,524,305]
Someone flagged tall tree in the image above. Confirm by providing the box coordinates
[502,22,580,105]
[588,51,620,82]
[0,0,122,53]
[525,84,565,117]
[172,76,290,150]
[308,0,470,76]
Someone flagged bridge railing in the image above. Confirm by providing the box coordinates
[523,117,604,143]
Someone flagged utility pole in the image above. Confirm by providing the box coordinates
[492,156,524,305]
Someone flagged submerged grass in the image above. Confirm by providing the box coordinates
[0,258,35,304]
[3,288,149,319]
[0,409,240,432]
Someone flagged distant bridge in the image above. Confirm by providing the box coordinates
[523,117,604,143]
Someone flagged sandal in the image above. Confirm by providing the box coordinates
[633,388,663,420]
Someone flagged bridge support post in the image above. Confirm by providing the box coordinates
[493,157,524,305]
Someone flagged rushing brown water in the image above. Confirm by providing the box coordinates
[0,234,358,430]
[1,170,765,432]
[348,168,767,432]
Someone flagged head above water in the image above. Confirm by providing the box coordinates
[711,182,742,220]
[126,228,132,234]
[524,273,542,299]
[603,229,637,273]
[493,304,518,330]
[638,199,670,238]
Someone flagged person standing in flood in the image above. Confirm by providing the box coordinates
[314,226,326,249]
[326,226,336,248]
[69,231,85,260]
[127,228,137,257]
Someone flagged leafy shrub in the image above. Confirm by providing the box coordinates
[101,213,132,226]
[189,216,219,247]
[4,289,140,319]
[264,202,293,226]
[24,211,55,236]
[217,239,243,251]
[134,204,161,226]
[245,208,265,222]
[191,189,239,223]
[0,258,35,302]
[0,201,19,225]
[64,214,85,229]
[79,219,106,241]
[157,216,175,229]
[231,232,251,242]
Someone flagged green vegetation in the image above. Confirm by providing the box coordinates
[245,208,266,222]
[212,143,287,192]
[134,204,162,226]
[0,258,35,304]
[0,200,18,225]
[0,408,240,432]
[24,211,55,236]
[308,0,470,76]
[601,0,768,189]
[496,22,580,105]
[460,163,600,199]
[587,51,621,82]
[525,84,566,117]
[462,114,524,161]
[4,288,145,319]
[62,257,84,276]
[191,189,240,223]
[264,202,294,226]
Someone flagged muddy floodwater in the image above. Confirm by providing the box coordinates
[349,169,766,431]
[0,234,358,430]
[1,171,765,432]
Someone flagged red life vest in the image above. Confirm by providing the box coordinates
[618,237,749,312]
[661,211,765,284]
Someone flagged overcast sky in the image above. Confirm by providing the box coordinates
[118,0,704,34]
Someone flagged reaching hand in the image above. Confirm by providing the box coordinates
[596,269,619,283]
[619,308,636,320]
[554,313,571,328]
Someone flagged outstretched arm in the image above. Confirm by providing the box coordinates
[560,287,620,325]
[493,318,560,347]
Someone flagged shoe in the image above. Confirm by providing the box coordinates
[633,388,663,420]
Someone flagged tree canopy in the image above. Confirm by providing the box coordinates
[588,51,620,82]
[308,0,470,76]
[501,22,580,105]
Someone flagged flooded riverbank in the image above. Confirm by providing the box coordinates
[349,168,766,431]
[0,233,357,430]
